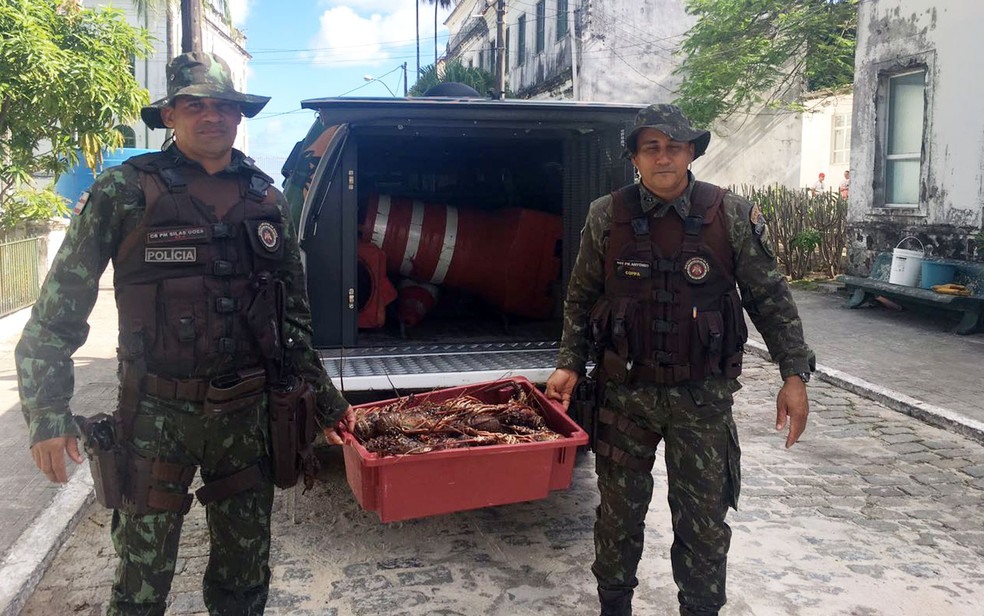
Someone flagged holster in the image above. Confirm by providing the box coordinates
[74,413,126,509]
[123,454,196,515]
[269,375,318,489]
[570,372,600,452]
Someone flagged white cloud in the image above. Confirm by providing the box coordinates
[229,0,250,26]
[305,0,451,68]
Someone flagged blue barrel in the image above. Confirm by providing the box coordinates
[54,148,154,206]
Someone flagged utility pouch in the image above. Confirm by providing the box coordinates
[74,414,125,509]
[204,368,266,416]
[269,375,318,489]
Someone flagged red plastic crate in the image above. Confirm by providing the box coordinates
[342,377,588,523]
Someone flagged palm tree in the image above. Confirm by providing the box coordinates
[131,0,231,54]
[418,0,453,78]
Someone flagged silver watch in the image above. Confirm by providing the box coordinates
[797,372,812,384]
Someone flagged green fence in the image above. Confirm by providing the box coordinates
[0,236,46,318]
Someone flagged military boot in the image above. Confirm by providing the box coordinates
[598,587,633,616]
[680,604,719,615]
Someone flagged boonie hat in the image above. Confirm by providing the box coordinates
[625,104,711,159]
[141,52,270,130]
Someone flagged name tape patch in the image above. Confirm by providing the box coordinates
[147,227,208,244]
[615,259,652,279]
[145,247,197,263]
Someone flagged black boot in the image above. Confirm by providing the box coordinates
[680,605,719,616]
[598,587,633,616]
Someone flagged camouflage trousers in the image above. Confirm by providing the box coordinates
[109,395,275,616]
[591,378,741,614]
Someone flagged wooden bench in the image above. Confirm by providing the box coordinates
[838,252,984,335]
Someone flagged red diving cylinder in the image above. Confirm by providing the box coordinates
[362,194,561,318]
[396,279,440,327]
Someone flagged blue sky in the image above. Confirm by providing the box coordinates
[231,0,454,178]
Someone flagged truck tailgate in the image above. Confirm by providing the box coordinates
[320,341,559,392]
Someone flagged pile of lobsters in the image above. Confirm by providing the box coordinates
[350,390,563,456]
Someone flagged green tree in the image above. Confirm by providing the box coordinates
[409,60,498,97]
[674,0,857,126]
[0,0,152,210]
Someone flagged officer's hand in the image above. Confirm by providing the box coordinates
[545,369,579,411]
[31,436,83,484]
[325,405,354,446]
[776,377,810,448]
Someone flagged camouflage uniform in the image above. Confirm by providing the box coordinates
[16,53,348,616]
[558,177,814,615]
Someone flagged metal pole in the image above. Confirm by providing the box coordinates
[495,0,506,99]
[569,0,578,100]
[416,0,421,79]
[403,62,408,96]
[434,0,439,66]
[181,0,202,53]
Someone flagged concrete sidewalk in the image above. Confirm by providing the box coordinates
[0,282,982,615]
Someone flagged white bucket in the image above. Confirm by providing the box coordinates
[889,237,924,287]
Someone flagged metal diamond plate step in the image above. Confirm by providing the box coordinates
[320,341,560,392]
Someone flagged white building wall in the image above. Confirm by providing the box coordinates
[798,93,853,190]
[852,1,984,232]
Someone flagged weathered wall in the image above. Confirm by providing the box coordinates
[576,0,692,104]
[849,1,984,270]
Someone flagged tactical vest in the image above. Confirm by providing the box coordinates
[590,181,747,385]
[113,151,287,378]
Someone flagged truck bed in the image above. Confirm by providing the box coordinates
[320,313,561,392]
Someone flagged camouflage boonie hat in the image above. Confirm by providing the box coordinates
[625,103,711,159]
[141,52,270,130]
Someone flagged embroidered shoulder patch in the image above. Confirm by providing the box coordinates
[73,191,90,216]
[749,205,775,259]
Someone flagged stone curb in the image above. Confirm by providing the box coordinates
[745,339,984,445]
[0,465,94,616]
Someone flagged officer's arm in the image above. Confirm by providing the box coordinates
[728,195,815,379]
[275,192,350,429]
[555,196,608,377]
[16,169,133,478]
[728,195,813,447]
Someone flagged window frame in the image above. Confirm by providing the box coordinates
[535,1,545,54]
[556,0,569,40]
[871,53,935,213]
[830,113,851,166]
[517,14,526,67]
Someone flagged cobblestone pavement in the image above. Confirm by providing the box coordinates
[20,355,984,616]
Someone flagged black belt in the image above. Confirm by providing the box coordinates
[144,368,266,413]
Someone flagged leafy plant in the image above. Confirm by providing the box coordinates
[409,60,501,98]
[0,188,69,234]
[738,184,846,279]
[674,0,858,126]
[0,0,152,211]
